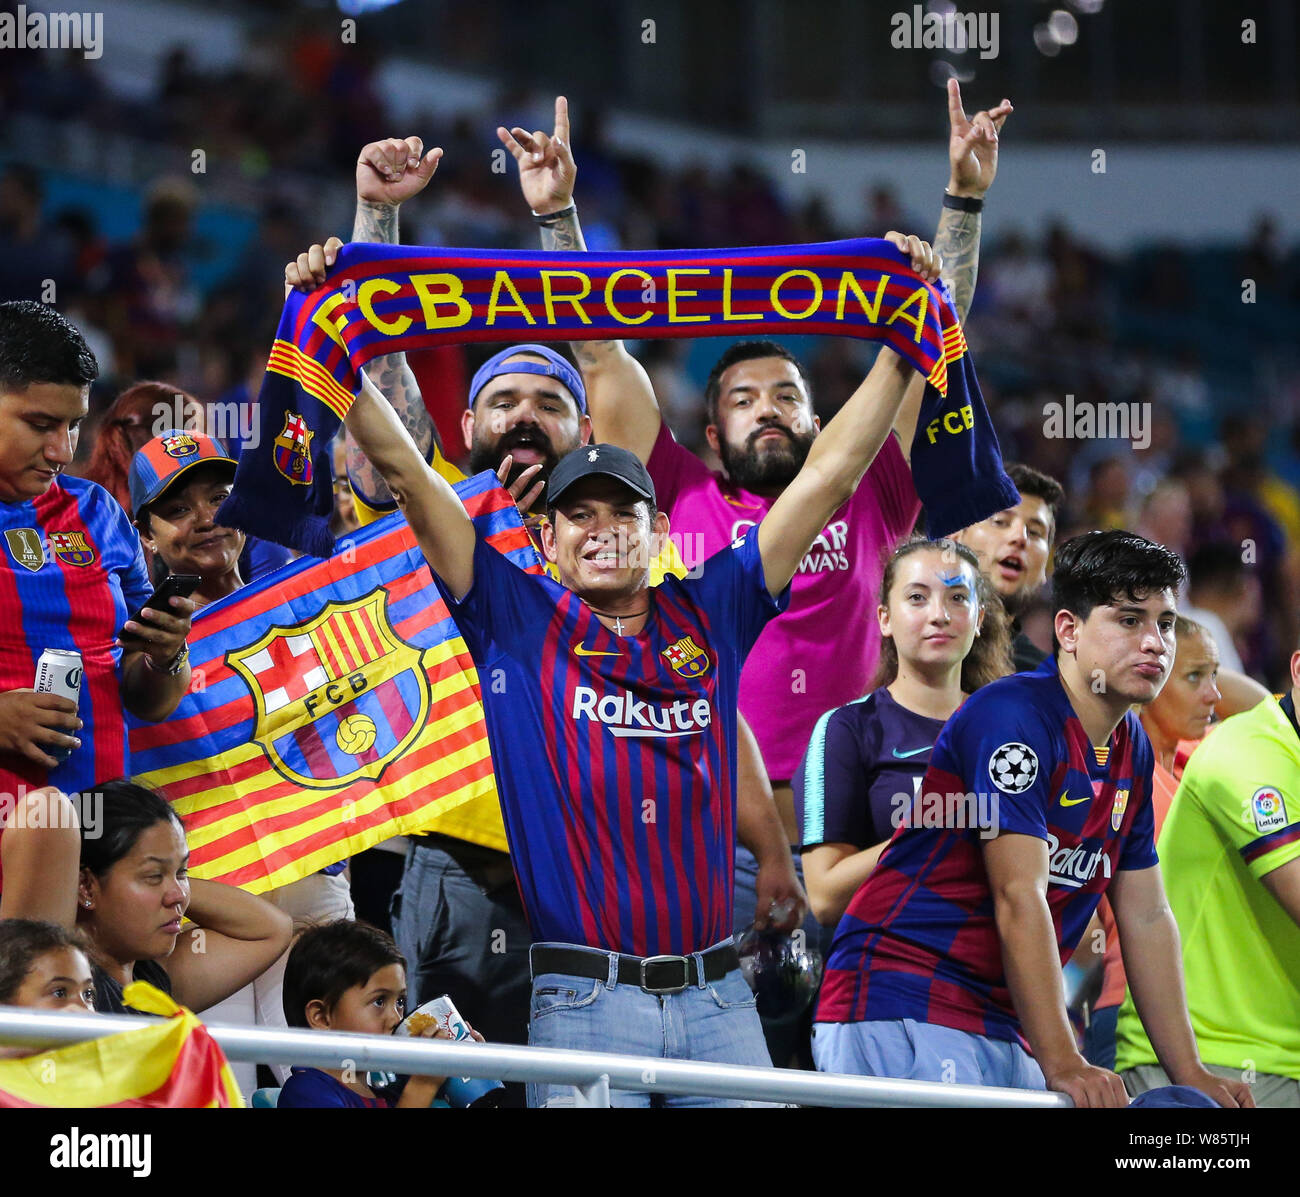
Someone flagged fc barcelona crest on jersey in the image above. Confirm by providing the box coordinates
[48,530,96,567]
[661,635,710,679]
[4,528,45,572]
[161,433,200,459]
[1111,787,1130,832]
[273,411,314,486]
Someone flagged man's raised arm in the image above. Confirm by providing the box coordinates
[345,136,446,507]
[757,233,936,598]
[289,239,476,598]
[892,79,1014,459]
[499,96,663,464]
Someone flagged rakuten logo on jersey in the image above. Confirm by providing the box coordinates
[1046,833,1112,889]
[571,686,712,739]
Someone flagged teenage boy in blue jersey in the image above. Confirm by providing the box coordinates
[814,530,1254,1109]
[291,232,941,1106]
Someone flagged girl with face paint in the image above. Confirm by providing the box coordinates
[795,537,1012,931]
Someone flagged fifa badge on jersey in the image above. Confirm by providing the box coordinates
[273,411,314,486]
[661,635,710,679]
[1250,786,1288,834]
[1111,787,1130,832]
[47,530,96,567]
[161,433,199,458]
[5,527,45,572]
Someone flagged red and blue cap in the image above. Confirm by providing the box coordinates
[129,430,237,519]
[468,344,587,413]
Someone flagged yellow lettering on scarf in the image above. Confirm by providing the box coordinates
[486,271,537,325]
[605,269,654,325]
[310,293,350,349]
[667,269,710,323]
[835,272,891,323]
[885,286,930,342]
[722,268,761,321]
[540,271,593,324]
[926,406,974,444]
[409,273,472,329]
[770,269,823,320]
[357,278,412,336]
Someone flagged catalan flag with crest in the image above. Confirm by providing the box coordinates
[127,471,540,892]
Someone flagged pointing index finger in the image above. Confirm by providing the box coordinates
[554,95,570,143]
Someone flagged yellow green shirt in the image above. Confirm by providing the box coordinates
[1115,696,1300,1079]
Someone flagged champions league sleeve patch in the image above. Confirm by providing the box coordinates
[988,742,1039,795]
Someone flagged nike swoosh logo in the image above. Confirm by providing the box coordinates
[573,645,621,657]
[1059,791,1090,807]
[891,746,931,759]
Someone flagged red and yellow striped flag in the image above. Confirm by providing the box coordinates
[0,983,243,1107]
[127,473,541,891]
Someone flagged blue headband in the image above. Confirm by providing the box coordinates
[467,343,587,413]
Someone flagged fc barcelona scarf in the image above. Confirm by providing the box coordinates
[218,238,1018,555]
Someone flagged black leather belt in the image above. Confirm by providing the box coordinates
[530,943,738,995]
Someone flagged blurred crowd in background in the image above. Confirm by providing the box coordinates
[2,16,1297,688]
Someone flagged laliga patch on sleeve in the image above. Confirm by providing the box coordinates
[1250,786,1289,834]
[988,742,1039,795]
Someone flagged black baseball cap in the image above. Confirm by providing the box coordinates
[545,443,657,508]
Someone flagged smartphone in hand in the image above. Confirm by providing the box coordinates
[120,574,202,642]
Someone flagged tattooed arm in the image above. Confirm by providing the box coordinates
[345,136,446,507]
[935,78,1012,322]
[498,97,663,465]
[892,80,1014,458]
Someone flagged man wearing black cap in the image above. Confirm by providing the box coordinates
[317,226,940,1103]
[334,141,803,1095]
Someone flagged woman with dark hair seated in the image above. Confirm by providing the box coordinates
[76,779,292,1014]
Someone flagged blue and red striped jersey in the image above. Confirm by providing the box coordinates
[816,654,1158,1042]
[0,476,151,797]
[437,524,788,956]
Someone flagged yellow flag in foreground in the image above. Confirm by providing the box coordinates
[0,983,244,1108]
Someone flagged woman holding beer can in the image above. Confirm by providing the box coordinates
[0,302,193,926]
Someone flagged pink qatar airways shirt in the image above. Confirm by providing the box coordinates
[647,422,921,780]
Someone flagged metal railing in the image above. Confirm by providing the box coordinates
[0,1006,1069,1108]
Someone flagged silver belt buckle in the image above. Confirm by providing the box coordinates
[639,954,691,994]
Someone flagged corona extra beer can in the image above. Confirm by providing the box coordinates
[34,649,82,765]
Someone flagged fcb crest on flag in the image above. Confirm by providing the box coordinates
[228,590,431,789]
[661,635,710,679]
[47,530,95,567]
[1111,787,1130,832]
[273,410,314,486]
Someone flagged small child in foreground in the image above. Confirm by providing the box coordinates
[0,920,97,1058]
[0,919,96,1014]
[279,919,481,1108]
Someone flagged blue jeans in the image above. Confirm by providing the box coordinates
[812,1019,1047,1090]
[526,941,774,1107]
[1083,1004,1118,1070]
